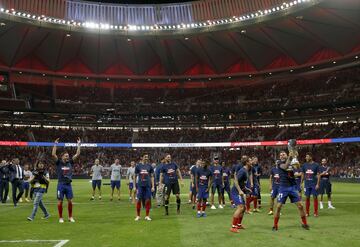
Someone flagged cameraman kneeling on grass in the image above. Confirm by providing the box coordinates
[27,161,50,221]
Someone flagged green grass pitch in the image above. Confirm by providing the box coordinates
[1,179,360,247]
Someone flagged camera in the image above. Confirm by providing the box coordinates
[32,169,49,186]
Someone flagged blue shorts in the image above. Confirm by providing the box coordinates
[111,180,120,190]
[271,186,280,198]
[304,185,318,197]
[252,185,260,197]
[57,183,73,200]
[211,183,222,194]
[23,182,30,190]
[231,191,245,206]
[197,187,209,200]
[137,186,151,200]
[319,180,332,195]
[277,186,301,204]
[92,180,102,190]
[129,182,134,190]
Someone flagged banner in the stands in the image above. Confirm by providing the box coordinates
[0,137,359,148]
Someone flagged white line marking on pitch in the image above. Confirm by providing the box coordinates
[0,239,69,247]
[53,240,70,247]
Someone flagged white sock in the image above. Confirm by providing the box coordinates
[197,211,201,214]
[328,201,332,206]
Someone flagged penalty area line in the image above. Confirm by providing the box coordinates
[0,239,69,247]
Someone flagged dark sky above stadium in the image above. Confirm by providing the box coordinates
[85,0,193,4]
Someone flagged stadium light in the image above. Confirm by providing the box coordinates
[0,0,314,32]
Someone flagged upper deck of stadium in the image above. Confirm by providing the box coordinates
[0,0,358,79]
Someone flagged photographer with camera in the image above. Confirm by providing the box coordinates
[27,161,50,221]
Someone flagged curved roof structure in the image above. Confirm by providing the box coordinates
[0,0,358,78]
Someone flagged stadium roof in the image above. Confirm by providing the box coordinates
[0,0,359,78]
[85,0,193,3]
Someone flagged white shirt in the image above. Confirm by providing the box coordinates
[110,164,122,181]
[23,170,32,182]
[15,165,23,179]
[127,167,135,183]
[91,165,104,180]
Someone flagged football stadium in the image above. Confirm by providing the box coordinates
[0,0,359,246]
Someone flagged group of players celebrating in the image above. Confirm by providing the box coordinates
[0,138,335,232]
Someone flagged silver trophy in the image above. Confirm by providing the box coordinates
[288,139,299,165]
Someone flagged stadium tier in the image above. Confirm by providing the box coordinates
[0,67,359,126]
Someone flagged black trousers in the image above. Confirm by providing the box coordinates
[0,180,9,203]
[11,179,24,205]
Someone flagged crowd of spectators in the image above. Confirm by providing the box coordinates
[0,121,358,143]
[0,123,359,179]
[8,67,360,119]
[1,67,359,179]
